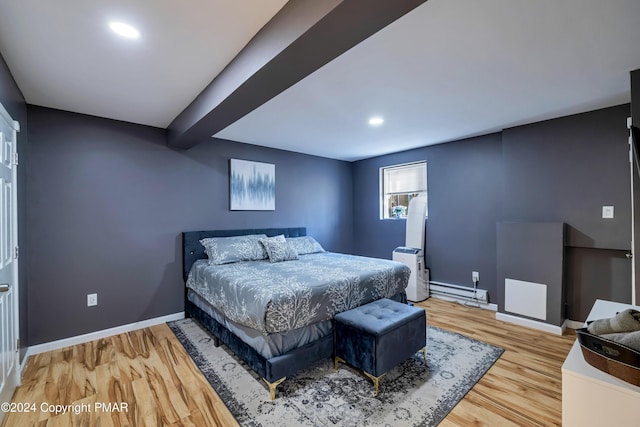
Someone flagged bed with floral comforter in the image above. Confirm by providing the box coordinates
[182,227,411,399]
[186,252,410,335]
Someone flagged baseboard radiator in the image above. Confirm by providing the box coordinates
[430,281,488,303]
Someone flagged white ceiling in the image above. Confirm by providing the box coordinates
[1,0,639,161]
[217,0,640,161]
[0,0,288,128]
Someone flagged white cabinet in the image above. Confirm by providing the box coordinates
[561,299,640,426]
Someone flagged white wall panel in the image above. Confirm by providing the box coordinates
[505,278,547,320]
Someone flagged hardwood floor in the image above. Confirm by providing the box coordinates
[418,298,575,427]
[3,324,238,427]
[4,298,575,426]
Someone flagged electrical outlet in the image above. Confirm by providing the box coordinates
[87,293,98,307]
[472,271,479,283]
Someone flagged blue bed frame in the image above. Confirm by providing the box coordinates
[182,226,406,400]
[182,227,334,399]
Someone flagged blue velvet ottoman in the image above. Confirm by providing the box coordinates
[334,298,427,395]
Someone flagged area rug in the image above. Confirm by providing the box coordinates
[168,319,503,427]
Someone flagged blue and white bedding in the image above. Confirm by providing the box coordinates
[186,252,411,334]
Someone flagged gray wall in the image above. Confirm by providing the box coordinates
[503,105,632,321]
[353,105,631,321]
[497,222,565,326]
[26,106,354,345]
[502,105,631,250]
[0,52,28,360]
[353,133,503,300]
[566,247,630,321]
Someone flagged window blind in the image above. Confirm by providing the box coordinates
[384,162,427,195]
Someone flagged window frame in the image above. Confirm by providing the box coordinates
[379,160,428,220]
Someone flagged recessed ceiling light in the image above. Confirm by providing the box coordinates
[369,116,384,126]
[109,22,140,39]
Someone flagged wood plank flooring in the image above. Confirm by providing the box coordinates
[3,324,238,427]
[3,298,575,426]
[418,298,575,426]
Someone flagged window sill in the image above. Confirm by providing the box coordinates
[380,217,428,221]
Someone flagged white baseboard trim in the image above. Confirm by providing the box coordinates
[430,294,498,311]
[28,312,185,356]
[19,350,30,376]
[564,319,585,330]
[495,312,565,335]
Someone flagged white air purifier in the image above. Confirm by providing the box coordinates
[392,195,429,302]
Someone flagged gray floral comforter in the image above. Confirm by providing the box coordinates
[186,252,411,334]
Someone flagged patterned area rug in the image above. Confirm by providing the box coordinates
[168,319,503,427]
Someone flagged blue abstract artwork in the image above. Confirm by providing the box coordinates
[230,159,275,210]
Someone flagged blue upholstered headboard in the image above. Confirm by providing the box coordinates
[182,227,307,281]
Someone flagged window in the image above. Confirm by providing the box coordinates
[380,161,427,219]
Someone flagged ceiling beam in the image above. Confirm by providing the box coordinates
[167,0,427,150]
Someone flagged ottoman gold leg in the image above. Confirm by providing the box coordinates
[334,356,346,370]
[421,346,427,362]
[263,376,286,400]
[363,371,385,396]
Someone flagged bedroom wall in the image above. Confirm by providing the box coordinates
[0,51,28,360]
[353,104,631,321]
[502,104,632,321]
[26,106,353,345]
[352,133,503,300]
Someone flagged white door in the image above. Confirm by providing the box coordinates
[0,101,19,421]
[631,116,640,305]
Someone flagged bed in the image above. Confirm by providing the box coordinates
[182,227,410,399]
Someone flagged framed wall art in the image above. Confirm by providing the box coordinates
[229,158,275,211]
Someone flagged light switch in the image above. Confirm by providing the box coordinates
[602,206,614,219]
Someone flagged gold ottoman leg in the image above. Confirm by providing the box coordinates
[421,346,427,362]
[262,376,286,400]
[334,356,346,370]
[362,371,385,396]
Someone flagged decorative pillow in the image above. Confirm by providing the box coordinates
[262,234,286,243]
[260,236,299,263]
[286,236,325,255]
[200,234,267,265]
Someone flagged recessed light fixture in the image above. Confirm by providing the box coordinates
[368,116,384,126]
[109,22,140,39]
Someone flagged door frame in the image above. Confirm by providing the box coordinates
[632,118,640,305]
[0,100,20,413]
[631,69,640,305]
[631,117,636,304]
